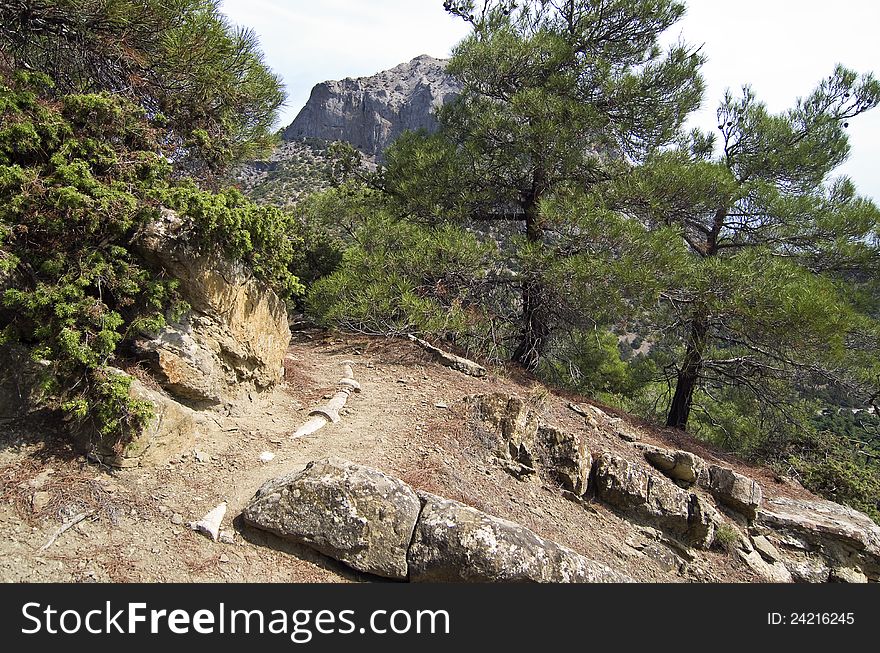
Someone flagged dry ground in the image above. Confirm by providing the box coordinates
[0,331,789,583]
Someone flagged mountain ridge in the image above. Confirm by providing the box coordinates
[282,54,461,157]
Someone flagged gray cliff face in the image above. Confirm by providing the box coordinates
[283,55,461,157]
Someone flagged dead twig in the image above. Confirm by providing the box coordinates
[38,511,94,553]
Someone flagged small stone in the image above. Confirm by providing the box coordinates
[190,502,227,542]
[194,450,210,464]
[434,402,449,409]
[751,535,781,563]
[29,469,54,489]
[171,513,184,526]
[31,491,51,513]
[259,452,276,463]
[219,554,230,564]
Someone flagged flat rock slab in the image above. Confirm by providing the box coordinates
[408,493,631,583]
[757,496,880,571]
[241,458,421,580]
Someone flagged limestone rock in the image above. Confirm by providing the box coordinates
[0,344,50,418]
[31,491,51,513]
[755,496,880,582]
[751,535,782,563]
[687,493,722,549]
[737,549,794,583]
[471,394,538,475]
[190,502,228,542]
[638,444,705,488]
[89,371,204,468]
[537,424,591,496]
[593,454,691,539]
[407,492,631,583]
[702,465,762,521]
[829,566,868,584]
[241,458,421,580]
[785,558,832,583]
[284,55,460,157]
[134,209,290,404]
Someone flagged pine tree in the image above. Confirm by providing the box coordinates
[386,0,704,370]
[620,66,880,429]
[0,0,285,173]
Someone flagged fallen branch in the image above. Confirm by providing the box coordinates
[38,511,93,552]
[407,334,487,377]
[292,363,361,439]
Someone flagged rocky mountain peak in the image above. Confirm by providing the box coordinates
[282,55,461,157]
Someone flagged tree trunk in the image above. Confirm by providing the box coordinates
[512,277,550,371]
[512,180,549,372]
[666,315,709,430]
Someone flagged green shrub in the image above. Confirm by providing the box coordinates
[0,71,301,445]
[307,190,496,338]
[714,524,739,554]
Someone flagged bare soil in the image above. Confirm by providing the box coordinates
[0,331,783,583]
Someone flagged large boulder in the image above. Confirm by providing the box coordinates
[593,453,692,539]
[89,371,205,468]
[241,458,421,580]
[537,424,591,496]
[701,465,763,521]
[755,497,880,582]
[134,209,290,405]
[407,492,631,583]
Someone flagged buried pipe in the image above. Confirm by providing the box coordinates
[292,363,361,439]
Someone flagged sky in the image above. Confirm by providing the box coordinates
[219,0,880,202]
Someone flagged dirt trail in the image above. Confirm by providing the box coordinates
[0,331,765,583]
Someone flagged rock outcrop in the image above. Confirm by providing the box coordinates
[594,453,693,540]
[638,444,704,488]
[754,497,880,582]
[0,344,49,418]
[470,394,538,476]
[537,424,591,496]
[89,371,206,469]
[701,465,763,521]
[134,209,290,405]
[283,55,460,157]
[408,492,630,583]
[243,459,631,583]
[241,458,422,580]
